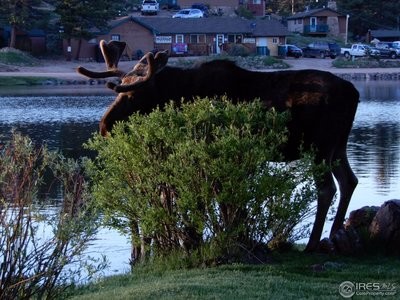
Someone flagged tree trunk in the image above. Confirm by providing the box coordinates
[75,39,82,60]
[9,25,17,48]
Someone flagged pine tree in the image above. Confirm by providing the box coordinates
[55,0,121,59]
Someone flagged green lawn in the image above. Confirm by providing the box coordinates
[67,251,399,299]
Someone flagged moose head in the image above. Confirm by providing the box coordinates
[77,40,169,136]
[77,40,359,252]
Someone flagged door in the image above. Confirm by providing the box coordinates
[310,17,317,32]
[216,34,224,54]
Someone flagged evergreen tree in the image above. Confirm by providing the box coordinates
[337,0,400,38]
[0,0,41,48]
[55,0,121,59]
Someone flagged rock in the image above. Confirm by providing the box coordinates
[331,226,363,255]
[318,238,336,254]
[369,200,400,255]
[317,202,400,256]
[345,206,379,229]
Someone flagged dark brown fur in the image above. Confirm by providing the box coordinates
[77,40,359,252]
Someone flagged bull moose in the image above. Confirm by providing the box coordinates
[77,40,359,252]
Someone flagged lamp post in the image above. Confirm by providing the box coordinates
[345,14,349,45]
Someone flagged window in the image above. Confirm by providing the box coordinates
[252,0,261,4]
[175,34,184,43]
[272,37,278,44]
[190,34,206,44]
[227,34,243,43]
[111,34,120,41]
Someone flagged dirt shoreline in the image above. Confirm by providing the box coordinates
[1,57,400,81]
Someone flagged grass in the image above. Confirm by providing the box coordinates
[0,76,56,86]
[66,251,400,299]
[333,57,400,68]
[0,49,39,66]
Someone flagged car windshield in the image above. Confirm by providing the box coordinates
[179,10,190,14]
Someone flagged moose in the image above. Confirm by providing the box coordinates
[77,40,359,252]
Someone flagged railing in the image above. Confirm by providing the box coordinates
[304,24,329,34]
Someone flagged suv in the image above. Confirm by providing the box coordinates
[302,42,340,59]
[141,0,159,15]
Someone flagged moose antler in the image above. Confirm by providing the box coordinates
[106,50,169,93]
[76,40,126,79]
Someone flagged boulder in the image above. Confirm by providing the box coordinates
[369,200,400,255]
[345,205,379,229]
[317,201,400,255]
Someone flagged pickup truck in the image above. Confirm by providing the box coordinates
[141,0,159,15]
[341,44,380,59]
[374,42,400,59]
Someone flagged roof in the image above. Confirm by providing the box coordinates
[107,16,289,37]
[369,29,400,39]
[287,7,344,20]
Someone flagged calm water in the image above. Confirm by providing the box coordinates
[0,81,399,273]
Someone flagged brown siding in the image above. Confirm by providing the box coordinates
[98,21,155,57]
[178,0,238,8]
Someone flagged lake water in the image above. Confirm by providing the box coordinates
[0,81,399,274]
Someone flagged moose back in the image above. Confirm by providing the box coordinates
[77,40,359,252]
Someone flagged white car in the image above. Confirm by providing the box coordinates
[172,8,204,18]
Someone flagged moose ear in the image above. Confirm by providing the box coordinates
[153,51,169,72]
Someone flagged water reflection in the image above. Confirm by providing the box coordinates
[348,81,400,210]
[0,92,113,157]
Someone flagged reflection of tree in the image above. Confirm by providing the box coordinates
[0,122,98,159]
[349,123,400,193]
[353,81,400,102]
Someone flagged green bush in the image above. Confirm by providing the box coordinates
[86,98,318,266]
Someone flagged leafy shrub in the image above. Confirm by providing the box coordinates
[225,43,251,57]
[0,132,104,299]
[86,98,317,266]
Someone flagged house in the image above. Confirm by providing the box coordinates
[0,27,46,55]
[286,7,348,41]
[366,29,400,43]
[64,16,289,60]
[177,0,265,17]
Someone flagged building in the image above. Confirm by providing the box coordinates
[0,27,46,55]
[286,7,348,41]
[177,0,265,17]
[64,16,289,60]
[366,29,400,43]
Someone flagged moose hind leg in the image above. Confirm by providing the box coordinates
[330,152,358,237]
[305,170,337,252]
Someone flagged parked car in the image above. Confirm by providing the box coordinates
[302,42,340,59]
[341,44,380,59]
[374,42,400,59]
[191,3,209,17]
[141,0,159,15]
[172,8,204,18]
[284,44,303,58]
